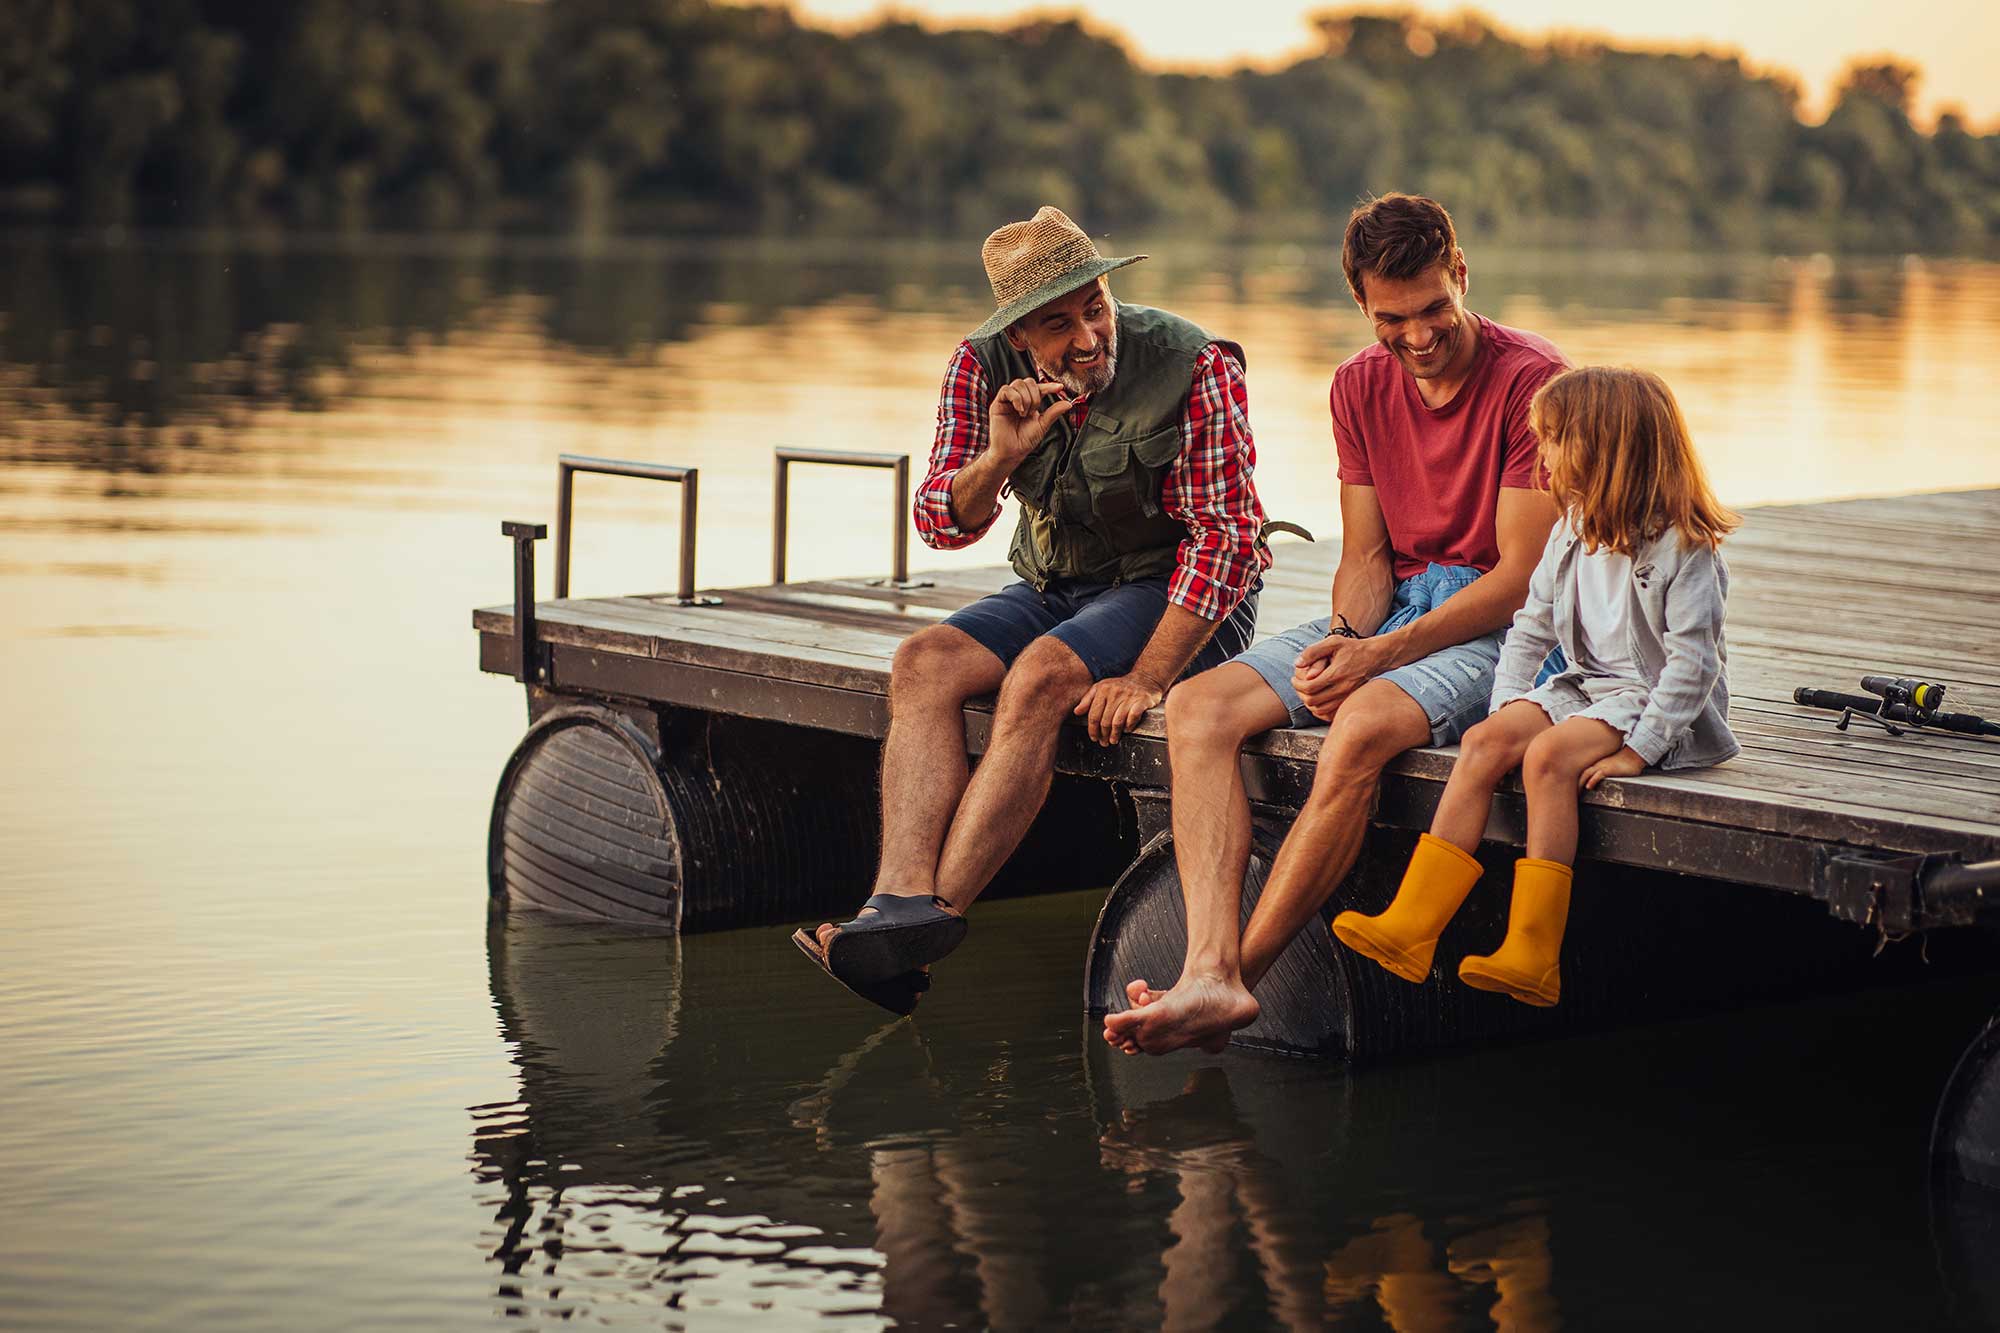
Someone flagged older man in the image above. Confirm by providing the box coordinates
[792,206,1269,1012]
[1106,193,1566,1054]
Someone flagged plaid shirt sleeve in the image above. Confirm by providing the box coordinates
[1159,344,1270,621]
[913,342,1000,549]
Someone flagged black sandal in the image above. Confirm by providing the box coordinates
[822,893,969,985]
[790,928,932,1017]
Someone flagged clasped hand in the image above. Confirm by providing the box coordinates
[1581,746,1646,789]
[1074,672,1166,746]
[1291,634,1386,721]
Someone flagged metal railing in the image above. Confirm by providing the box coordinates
[772,447,929,588]
[555,453,719,607]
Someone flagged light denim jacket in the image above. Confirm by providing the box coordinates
[1489,515,1740,770]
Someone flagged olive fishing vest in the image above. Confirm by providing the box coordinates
[969,303,1244,588]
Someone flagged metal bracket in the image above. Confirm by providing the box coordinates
[1815,849,2000,933]
[501,520,551,684]
[556,454,721,608]
[773,447,933,589]
[1837,707,1908,737]
[1922,857,2000,928]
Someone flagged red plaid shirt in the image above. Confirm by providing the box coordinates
[915,340,1269,621]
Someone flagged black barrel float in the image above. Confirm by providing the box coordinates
[1934,1007,2000,1191]
[488,705,881,931]
[1933,1008,2000,1328]
[490,703,1137,932]
[1085,794,1898,1060]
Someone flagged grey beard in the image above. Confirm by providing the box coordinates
[1056,350,1120,396]
[1046,345,1117,398]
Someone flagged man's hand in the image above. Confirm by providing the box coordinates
[1581,746,1647,790]
[1291,635,1390,721]
[990,377,1074,464]
[1074,672,1167,746]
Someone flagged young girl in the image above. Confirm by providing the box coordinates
[1331,365,1740,1007]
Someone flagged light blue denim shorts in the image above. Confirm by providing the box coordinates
[1229,563,1506,746]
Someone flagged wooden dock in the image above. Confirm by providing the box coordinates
[476,487,2000,930]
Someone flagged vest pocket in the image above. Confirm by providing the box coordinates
[1079,438,1142,525]
[1129,425,1183,468]
[1080,425,1181,527]
[1128,426,1182,518]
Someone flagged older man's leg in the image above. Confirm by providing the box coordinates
[931,636,1094,909]
[1238,680,1432,988]
[1104,664,1288,1054]
[873,624,1009,894]
[815,626,1006,950]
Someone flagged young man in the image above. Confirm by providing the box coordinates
[793,205,1269,1012]
[1106,193,1566,1055]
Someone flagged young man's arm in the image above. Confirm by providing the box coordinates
[1295,485,1556,719]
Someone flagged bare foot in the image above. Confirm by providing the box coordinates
[1108,974,1259,1055]
[1100,978,1169,1053]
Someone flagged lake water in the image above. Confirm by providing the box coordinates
[2,233,1998,1330]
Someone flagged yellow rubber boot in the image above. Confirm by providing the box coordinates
[1331,833,1484,984]
[1457,859,1573,1007]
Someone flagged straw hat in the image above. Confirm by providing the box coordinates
[969,206,1146,339]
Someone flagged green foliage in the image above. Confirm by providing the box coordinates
[2,0,1996,251]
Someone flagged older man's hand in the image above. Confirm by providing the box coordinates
[1074,671,1166,746]
[1291,635,1388,722]
[989,377,1074,464]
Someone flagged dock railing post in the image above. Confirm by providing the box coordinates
[772,454,790,585]
[771,447,930,589]
[554,454,721,607]
[501,520,548,684]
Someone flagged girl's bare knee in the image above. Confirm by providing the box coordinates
[1520,736,1578,790]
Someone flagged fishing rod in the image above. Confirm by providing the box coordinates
[1794,675,2000,739]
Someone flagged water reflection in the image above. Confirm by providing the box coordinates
[476,897,1997,1329]
[6,237,1999,618]
[5,237,1999,526]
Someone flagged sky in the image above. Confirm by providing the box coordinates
[744,0,1999,127]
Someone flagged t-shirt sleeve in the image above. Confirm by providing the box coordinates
[1330,368,1372,486]
[1499,356,1563,490]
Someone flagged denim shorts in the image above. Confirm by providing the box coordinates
[1230,563,1504,746]
[943,577,1261,683]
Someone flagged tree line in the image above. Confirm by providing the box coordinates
[3,0,1996,250]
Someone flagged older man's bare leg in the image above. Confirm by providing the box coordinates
[1113,679,1429,1053]
[1103,664,1288,1054]
[931,636,1094,910]
[813,624,1005,949]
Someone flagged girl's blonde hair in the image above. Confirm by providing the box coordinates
[1529,366,1739,556]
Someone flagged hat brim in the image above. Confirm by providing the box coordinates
[968,254,1147,340]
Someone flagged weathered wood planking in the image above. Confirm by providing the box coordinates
[476,489,2000,886]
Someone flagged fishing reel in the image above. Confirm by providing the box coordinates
[1794,675,2000,739]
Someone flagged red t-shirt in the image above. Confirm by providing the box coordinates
[1330,315,1566,580]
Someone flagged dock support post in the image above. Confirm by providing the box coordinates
[502,521,548,685]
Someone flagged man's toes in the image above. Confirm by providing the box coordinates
[1124,977,1153,1005]
[814,922,838,949]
